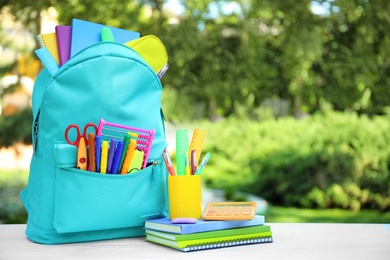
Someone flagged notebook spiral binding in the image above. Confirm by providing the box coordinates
[181,236,273,252]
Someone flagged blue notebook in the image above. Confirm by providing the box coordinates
[144,215,265,234]
[70,18,140,57]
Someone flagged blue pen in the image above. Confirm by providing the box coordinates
[107,138,117,173]
[95,136,102,173]
[111,140,124,174]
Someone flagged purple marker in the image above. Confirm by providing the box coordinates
[107,138,116,173]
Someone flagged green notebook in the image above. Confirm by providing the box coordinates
[146,231,273,252]
[145,224,271,242]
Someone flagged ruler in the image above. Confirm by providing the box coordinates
[35,47,59,76]
[189,129,206,166]
[175,129,189,175]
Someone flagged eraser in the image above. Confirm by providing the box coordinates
[171,218,197,224]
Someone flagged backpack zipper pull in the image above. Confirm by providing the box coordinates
[152,160,159,186]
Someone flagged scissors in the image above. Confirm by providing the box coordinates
[65,123,98,170]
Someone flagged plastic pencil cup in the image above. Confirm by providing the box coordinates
[168,175,202,220]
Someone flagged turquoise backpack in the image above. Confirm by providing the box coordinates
[20,42,169,244]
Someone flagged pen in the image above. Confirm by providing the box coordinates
[121,139,137,174]
[95,136,102,173]
[100,141,109,173]
[107,138,116,173]
[191,149,197,175]
[111,140,124,174]
[88,133,96,172]
[162,148,176,176]
[185,151,191,176]
[195,152,211,175]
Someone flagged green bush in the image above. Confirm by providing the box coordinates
[200,111,390,211]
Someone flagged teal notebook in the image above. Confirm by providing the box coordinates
[70,18,140,57]
[146,231,273,252]
[144,215,265,234]
[145,224,271,241]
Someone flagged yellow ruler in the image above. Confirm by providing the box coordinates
[176,129,189,175]
[189,129,206,166]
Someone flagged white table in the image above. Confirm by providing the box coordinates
[1,223,389,260]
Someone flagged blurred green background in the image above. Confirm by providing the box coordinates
[1,0,390,224]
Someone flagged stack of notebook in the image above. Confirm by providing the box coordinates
[144,215,272,252]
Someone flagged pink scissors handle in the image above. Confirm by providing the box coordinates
[65,124,81,146]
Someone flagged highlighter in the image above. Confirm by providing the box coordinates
[119,134,131,172]
[95,136,102,173]
[100,141,109,174]
[107,138,116,173]
[111,140,124,174]
[121,139,137,174]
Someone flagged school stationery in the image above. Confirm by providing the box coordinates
[121,139,137,174]
[97,119,155,169]
[125,35,168,74]
[111,140,124,174]
[128,149,144,173]
[189,129,206,167]
[162,148,176,176]
[144,215,265,234]
[168,175,202,220]
[145,231,273,252]
[146,224,271,242]
[95,135,102,172]
[106,138,116,173]
[175,129,189,175]
[195,152,211,175]
[64,123,98,170]
[88,133,96,172]
[101,27,115,42]
[203,202,257,221]
[55,25,72,66]
[36,32,60,65]
[100,141,109,173]
[21,41,169,244]
[70,18,139,57]
[35,47,59,76]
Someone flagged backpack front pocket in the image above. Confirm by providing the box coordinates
[52,144,167,234]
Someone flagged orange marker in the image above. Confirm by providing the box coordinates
[121,139,137,174]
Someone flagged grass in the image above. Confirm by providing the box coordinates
[265,205,390,223]
[1,169,390,224]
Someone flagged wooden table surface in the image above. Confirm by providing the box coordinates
[1,223,389,260]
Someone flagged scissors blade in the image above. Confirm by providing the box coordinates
[77,137,88,170]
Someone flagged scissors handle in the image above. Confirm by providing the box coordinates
[65,124,81,146]
[83,123,98,145]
